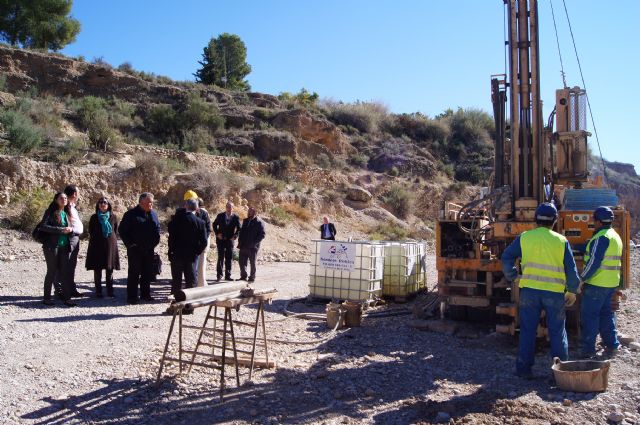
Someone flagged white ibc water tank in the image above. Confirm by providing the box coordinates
[382,241,428,298]
[309,240,386,301]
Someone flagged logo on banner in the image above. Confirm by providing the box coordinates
[319,241,356,271]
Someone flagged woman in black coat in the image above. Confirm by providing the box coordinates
[85,197,120,297]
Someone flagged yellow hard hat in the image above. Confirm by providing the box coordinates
[183,190,198,201]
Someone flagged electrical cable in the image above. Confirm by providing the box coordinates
[560,0,608,183]
[549,0,567,88]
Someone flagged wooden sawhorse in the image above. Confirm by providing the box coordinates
[156,292,275,401]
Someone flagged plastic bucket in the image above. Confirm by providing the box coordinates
[326,302,345,330]
[551,357,611,392]
[343,301,363,327]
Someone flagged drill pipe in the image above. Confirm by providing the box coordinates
[174,282,248,302]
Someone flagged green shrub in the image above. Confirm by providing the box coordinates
[133,154,187,187]
[233,156,254,173]
[145,95,224,148]
[386,113,450,145]
[269,156,294,179]
[322,100,389,134]
[369,222,409,241]
[315,153,331,169]
[0,109,43,153]
[278,88,319,108]
[349,152,369,168]
[182,126,213,152]
[25,96,63,140]
[74,96,122,151]
[268,206,292,227]
[10,188,51,233]
[254,176,285,193]
[49,137,86,164]
[383,184,414,219]
[146,104,179,141]
[253,108,275,122]
[321,189,341,204]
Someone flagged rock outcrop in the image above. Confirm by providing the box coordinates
[272,109,347,154]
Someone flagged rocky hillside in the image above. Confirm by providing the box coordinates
[1,45,477,257]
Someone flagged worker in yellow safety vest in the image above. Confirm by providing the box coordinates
[579,206,623,358]
[502,203,580,378]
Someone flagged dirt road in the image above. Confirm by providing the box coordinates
[1,229,639,424]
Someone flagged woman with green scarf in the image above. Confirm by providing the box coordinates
[85,197,121,297]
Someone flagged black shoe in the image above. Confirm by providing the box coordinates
[127,299,139,305]
[247,278,255,283]
[236,277,247,281]
[71,290,82,298]
[216,276,222,282]
[55,290,64,300]
[43,299,54,306]
[225,276,232,281]
[64,300,77,307]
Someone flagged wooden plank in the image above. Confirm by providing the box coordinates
[211,353,275,369]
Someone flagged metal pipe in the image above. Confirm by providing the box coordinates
[174,282,247,302]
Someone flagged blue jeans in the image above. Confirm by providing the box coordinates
[517,288,568,375]
[580,284,619,355]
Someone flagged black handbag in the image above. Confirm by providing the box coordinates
[152,252,162,278]
[31,222,47,244]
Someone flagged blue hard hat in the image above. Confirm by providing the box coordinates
[535,202,558,222]
[593,206,614,223]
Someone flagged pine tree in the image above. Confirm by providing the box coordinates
[195,33,251,91]
[0,0,80,51]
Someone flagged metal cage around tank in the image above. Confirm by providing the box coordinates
[308,240,386,302]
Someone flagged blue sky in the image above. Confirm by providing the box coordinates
[62,1,639,171]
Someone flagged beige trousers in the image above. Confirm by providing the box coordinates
[197,237,210,287]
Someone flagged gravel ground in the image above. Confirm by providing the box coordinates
[1,228,639,425]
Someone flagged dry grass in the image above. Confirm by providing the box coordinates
[282,202,312,221]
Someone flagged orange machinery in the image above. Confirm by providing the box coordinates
[435,0,632,334]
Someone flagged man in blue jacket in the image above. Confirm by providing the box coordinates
[502,203,580,378]
[580,206,623,358]
[119,192,161,304]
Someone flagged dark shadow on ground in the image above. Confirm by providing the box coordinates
[19,308,577,424]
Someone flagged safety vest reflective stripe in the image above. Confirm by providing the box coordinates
[523,262,564,273]
[585,227,623,288]
[520,274,565,284]
[519,227,568,293]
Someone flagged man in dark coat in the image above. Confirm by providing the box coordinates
[168,198,208,296]
[237,206,266,282]
[212,201,241,281]
[319,216,337,240]
[118,192,161,304]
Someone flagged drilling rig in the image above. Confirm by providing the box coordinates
[436,0,631,335]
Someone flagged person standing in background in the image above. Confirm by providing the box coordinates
[64,185,83,297]
[319,216,337,240]
[212,201,241,282]
[168,198,207,298]
[85,197,120,298]
[119,193,160,304]
[195,197,212,286]
[237,206,266,283]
